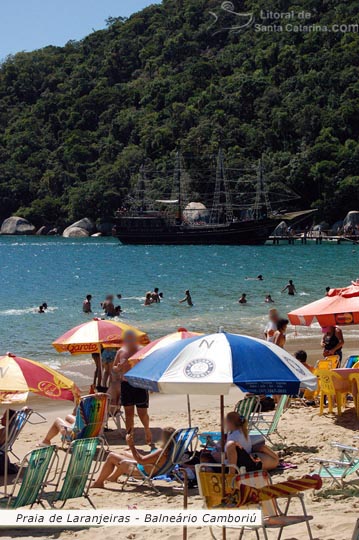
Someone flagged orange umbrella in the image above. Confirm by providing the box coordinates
[288,281,359,327]
[53,318,150,355]
[128,327,203,368]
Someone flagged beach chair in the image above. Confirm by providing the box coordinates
[198,397,261,449]
[196,464,314,540]
[315,355,340,370]
[316,369,347,416]
[345,355,359,368]
[121,427,198,493]
[309,443,359,487]
[41,438,103,509]
[62,393,110,446]
[0,445,57,508]
[234,395,261,428]
[0,408,46,460]
[249,395,289,445]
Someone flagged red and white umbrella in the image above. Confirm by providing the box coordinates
[52,318,150,355]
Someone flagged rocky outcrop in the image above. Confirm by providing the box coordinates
[36,225,50,235]
[0,216,35,235]
[62,218,95,238]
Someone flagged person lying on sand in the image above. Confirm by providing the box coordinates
[39,413,76,446]
[91,427,175,488]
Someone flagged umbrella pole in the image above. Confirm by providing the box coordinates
[220,395,226,540]
[4,407,9,497]
[186,395,192,428]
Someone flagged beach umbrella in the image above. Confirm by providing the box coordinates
[126,331,317,514]
[52,318,150,355]
[129,328,203,426]
[0,352,80,495]
[288,281,359,327]
[126,332,317,396]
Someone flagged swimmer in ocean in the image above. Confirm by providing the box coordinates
[281,280,296,295]
[179,290,193,307]
[38,305,45,313]
[265,294,274,303]
[238,293,247,304]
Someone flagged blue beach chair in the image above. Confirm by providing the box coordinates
[122,427,198,493]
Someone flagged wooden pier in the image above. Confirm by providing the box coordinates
[268,235,359,245]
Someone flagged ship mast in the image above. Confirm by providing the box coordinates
[210,148,233,224]
[172,150,182,223]
[254,156,272,220]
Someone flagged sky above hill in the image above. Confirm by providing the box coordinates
[0,0,161,60]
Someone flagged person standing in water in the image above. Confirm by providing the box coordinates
[238,293,247,304]
[265,294,274,303]
[282,280,296,295]
[179,290,193,307]
[83,294,92,314]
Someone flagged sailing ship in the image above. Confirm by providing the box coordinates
[113,150,314,245]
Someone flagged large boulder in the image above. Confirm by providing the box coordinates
[36,226,50,235]
[0,216,35,235]
[63,218,95,238]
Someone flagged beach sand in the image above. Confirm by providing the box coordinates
[1,335,359,539]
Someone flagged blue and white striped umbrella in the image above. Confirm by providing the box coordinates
[126,332,317,396]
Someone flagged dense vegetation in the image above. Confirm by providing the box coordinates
[1,0,359,227]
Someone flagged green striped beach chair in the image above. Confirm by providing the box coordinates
[122,427,198,493]
[309,443,359,487]
[41,437,104,508]
[62,393,110,446]
[249,395,289,445]
[234,395,261,428]
[0,408,47,460]
[0,446,57,508]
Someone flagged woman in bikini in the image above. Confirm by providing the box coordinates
[91,427,175,488]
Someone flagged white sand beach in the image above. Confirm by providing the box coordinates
[1,335,359,540]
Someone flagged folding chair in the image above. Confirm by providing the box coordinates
[196,464,314,540]
[0,446,57,508]
[122,427,198,493]
[344,355,359,369]
[62,393,110,446]
[249,395,289,444]
[0,408,46,461]
[41,438,104,509]
[234,395,261,428]
[309,443,359,487]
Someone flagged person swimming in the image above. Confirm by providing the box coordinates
[179,290,193,307]
[144,292,153,306]
[265,294,274,303]
[281,280,296,295]
[238,293,247,304]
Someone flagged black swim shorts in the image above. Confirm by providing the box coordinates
[121,381,149,408]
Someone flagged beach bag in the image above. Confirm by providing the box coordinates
[0,451,18,475]
[260,396,275,412]
[236,447,262,472]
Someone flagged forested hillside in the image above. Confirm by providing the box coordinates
[1,0,359,227]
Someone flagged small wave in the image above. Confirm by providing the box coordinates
[0,306,58,316]
[299,292,310,296]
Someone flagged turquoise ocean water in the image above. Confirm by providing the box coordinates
[1,237,359,379]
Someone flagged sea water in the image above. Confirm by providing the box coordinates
[1,236,358,372]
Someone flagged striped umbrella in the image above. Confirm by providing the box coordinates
[0,353,79,495]
[128,328,202,367]
[52,318,149,355]
[129,328,203,427]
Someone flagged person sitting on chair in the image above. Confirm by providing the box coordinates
[91,427,175,488]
